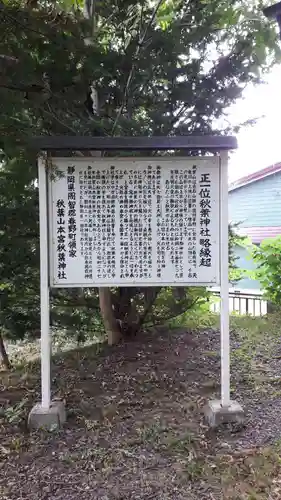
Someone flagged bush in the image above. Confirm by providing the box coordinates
[252,236,281,304]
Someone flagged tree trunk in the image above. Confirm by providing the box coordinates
[82,0,122,346]
[99,288,121,345]
[112,288,140,336]
[0,333,11,370]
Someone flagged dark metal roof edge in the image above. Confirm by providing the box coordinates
[30,135,237,151]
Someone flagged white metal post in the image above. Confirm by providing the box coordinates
[38,156,51,409]
[219,151,230,408]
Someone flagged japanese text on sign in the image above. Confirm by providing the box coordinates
[49,158,220,287]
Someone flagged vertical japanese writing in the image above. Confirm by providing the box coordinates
[92,168,102,279]
[56,199,67,280]
[52,159,218,286]
[156,165,162,279]
[199,172,212,267]
[187,165,198,280]
[67,166,77,259]
[120,170,128,279]
[107,166,116,279]
[191,166,197,270]
[83,166,93,279]
[79,168,84,260]
[144,167,152,280]
[169,168,183,279]
[87,166,93,280]
[79,166,93,280]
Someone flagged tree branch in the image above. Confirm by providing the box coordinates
[1,3,74,43]
[0,54,19,64]
[111,0,164,135]
[41,105,77,134]
[0,82,44,92]
[135,287,161,333]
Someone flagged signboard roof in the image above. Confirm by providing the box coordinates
[31,135,237,151]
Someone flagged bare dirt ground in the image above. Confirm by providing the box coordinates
[1,323,281,499]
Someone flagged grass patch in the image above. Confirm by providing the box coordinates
[168,302,220,331]
[171,306,281,393]
[4,326,105,370]
[2,309,281,498]
[229,313,281,390]
[184,457,206,481]
[4,397,29,425]
[136,419,169,446]
[165,431,198,453]
[216,443,281,499]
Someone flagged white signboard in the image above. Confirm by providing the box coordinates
[48,157,220,287]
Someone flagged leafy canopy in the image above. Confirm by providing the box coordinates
[0,0,280,339]
[1,0,280,148]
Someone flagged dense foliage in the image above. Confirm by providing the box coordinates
[229,222,247,284]
[252,237,281,304]
[0,0,280,347]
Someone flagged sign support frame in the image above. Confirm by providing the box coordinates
[30,135,242,429]
[38,155,51,409]
[219,151,230,408]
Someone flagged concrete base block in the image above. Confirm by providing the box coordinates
[204,399,244,428]
[28,401,66,430]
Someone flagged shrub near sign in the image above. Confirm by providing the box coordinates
[49,157,220,287]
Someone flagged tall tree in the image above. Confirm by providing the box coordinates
[0,0,280,346]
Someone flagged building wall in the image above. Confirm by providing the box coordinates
[229,171,281,227]
[228,172,281,290]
